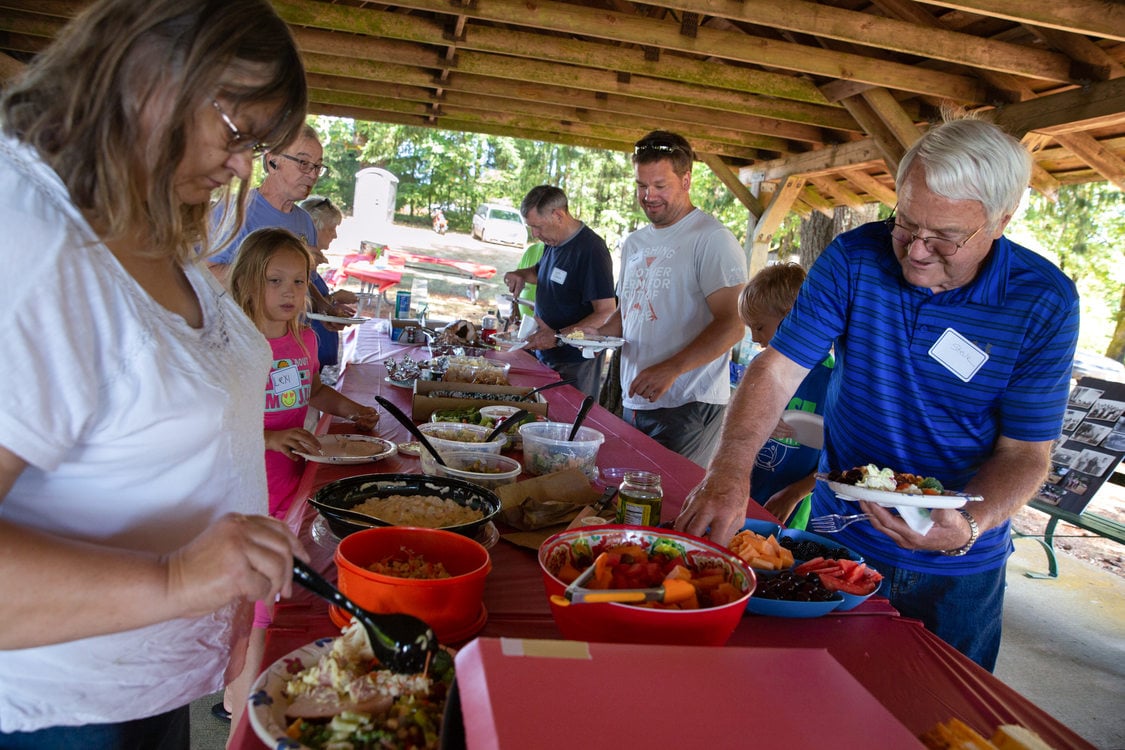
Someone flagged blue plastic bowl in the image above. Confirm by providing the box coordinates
[739,518,782,538]
[777,528,863,563]
[834,587,876,611]
[744,571,844,618]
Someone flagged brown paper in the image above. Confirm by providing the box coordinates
[497,469,602,549]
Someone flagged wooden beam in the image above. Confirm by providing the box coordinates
[807,175,865,209]
[989,77,1125,136]
[859,87,924,150]
[0,51,24,83]
[743,139,886,182]
[916,0,1125,42]
[1051,132,1125,190]
[749,176,806,274]
[663,0,1074,82]
[698,152,765,217]
[292,0,987,103]
[838,167,898,206]
[839,95,906,174]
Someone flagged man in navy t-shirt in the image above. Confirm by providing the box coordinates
[504,186,616,398]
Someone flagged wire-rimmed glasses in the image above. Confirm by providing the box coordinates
[211,100,266,156]
[278,153,329,177]
[885,205,987,257]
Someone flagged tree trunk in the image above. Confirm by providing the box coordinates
[798,205,881,268]
[1107,286,1125,363]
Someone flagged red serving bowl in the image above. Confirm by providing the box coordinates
[538,525,756,646]
[335,526,491,643]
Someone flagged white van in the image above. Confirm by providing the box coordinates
[471,203,528,247]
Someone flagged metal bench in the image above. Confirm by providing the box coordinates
[1014,467,1125,579]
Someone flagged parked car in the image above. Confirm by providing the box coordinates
[471,203,527,247]
[1071,349,1125,383]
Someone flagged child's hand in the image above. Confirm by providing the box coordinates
[348,406,380,433]
[265,428,321,460]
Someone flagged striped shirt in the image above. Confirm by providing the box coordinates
[771,221,1079,574]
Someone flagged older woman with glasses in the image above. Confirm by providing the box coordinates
[0,0,309,746]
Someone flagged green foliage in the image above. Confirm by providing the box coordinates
[1009,183,1125,354]
[309,116,755,252]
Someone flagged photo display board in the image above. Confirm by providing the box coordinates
[1037,377,1125,514]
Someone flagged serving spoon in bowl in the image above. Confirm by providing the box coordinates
[375,395,446,467]
[521,378,575,401]
[292,559,437,674]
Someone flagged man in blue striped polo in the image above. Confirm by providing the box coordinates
[676,116,1080,671]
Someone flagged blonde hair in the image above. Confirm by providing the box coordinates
[0,0,307,263]
[230,227,313,353]
[738,263,806,327]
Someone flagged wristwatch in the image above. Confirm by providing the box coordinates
[940,509,979,557]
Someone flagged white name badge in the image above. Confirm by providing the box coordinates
[270,364,302,394]
[549,267,568,285]
[928,328,988,382]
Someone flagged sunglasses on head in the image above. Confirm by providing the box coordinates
[634,142,685,156]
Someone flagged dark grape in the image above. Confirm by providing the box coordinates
[754,571,836,602]
[779,537,851,561]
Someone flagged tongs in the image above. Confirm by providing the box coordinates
[549,552,696,607]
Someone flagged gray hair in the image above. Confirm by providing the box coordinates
[520,185,568,218]
[299,195,342,232]
[897,117,1031,227]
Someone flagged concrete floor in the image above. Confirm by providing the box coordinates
[192,539,1125,750]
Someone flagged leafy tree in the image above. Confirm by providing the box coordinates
[1011,183,1125,360]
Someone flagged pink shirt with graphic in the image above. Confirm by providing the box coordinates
[264,327,318,519]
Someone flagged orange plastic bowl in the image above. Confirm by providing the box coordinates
[538,525,756,647]
[335,526,491,643]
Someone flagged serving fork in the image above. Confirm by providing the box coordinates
[808,513,873,533]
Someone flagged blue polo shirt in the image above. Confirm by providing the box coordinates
[771,221,1079,575]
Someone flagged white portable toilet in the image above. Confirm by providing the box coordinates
[353,167,399,232]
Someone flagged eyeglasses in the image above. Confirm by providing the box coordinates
[885,206,987,257]
[211,100,266,155]
[277,153,329,177]
[634,142,685,156]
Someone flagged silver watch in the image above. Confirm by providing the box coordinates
[940,509,979,557]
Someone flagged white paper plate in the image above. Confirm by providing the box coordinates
[491,332,528,352]
[247,638,333,750]
[294,435,396,464]
[500,292,535,308]
[780,411,824,450]
[819,476,981,509]
[306,312,366,325]
[556,334,624,350]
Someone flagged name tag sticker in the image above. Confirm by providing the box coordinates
[270,364,301,394]
[549,267,568,285]
[929,328,988,382]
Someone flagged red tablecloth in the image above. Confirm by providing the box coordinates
[229,327,1096,750]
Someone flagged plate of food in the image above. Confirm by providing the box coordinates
[247,621,456,750]
[556,333,625,350]
[817,464,982,509]
[305,312,367,325]
[294,435,396,465]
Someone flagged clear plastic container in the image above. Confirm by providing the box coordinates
[418,422,506,475]
[433,451,522,490]
[519,421,604,480]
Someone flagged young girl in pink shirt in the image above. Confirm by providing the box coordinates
[221,227,380,721]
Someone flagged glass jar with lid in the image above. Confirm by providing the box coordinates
[615,471,663,526]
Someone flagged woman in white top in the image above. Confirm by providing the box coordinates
[0,0,309,746]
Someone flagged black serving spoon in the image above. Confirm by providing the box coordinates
[483,408,532,443]
[375,395,446,467]
[521,378,576,401]
[292,559,437,674]
[568,395,596,441]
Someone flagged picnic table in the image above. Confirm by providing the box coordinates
[337,250,498,303]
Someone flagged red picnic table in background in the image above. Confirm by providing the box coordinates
[335,250,498,302]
